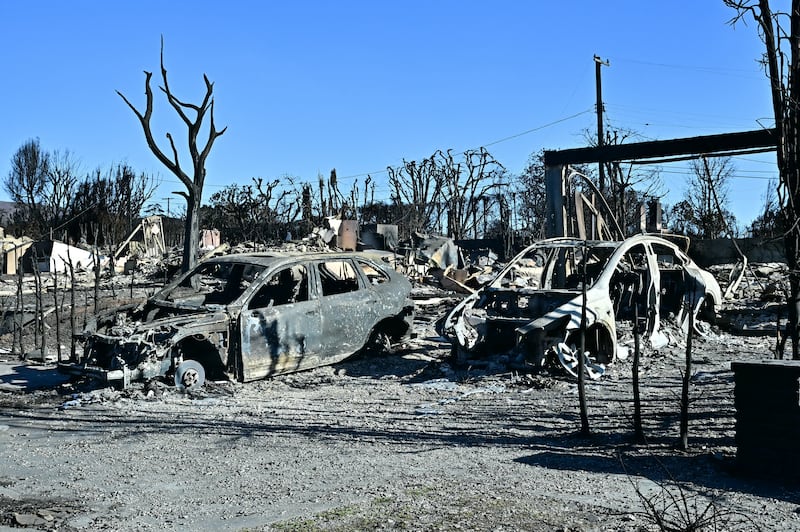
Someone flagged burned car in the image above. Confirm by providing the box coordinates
[60,252,414,388]
[440,235,721,378]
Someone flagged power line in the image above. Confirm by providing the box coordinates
[481,109,594,148]
[612,56,764,79]
[152,109,596,195]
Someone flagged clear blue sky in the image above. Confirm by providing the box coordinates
[0,1,777,229]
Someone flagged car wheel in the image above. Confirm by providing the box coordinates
[174,360,206,389]
[450,343,470,366]
[698,297,717,325]
[364,329,393,357]
[552,343,606,380]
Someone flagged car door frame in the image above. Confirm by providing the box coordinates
[238,261,324,381]
[314,256,378,360]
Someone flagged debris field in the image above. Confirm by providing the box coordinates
[0,241,798,531]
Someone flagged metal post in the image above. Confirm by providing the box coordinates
[545,164,568,238]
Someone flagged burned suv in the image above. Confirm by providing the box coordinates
[440,235,721,378]
[60,252,414,388]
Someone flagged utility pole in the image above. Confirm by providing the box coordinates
[594,54,610,193]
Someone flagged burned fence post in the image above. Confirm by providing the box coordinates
[633,305,644,442]
[14,260,24,360]
[680,290,695,451]
[83,280,89,330]
[53,264,62,363]
[93,238,100,317]
[37,265,46,363]
[776,290,787,360]
[578,240,590,436]
[30,249,44,361]
[66,254,77,362]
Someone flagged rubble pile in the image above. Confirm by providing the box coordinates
[1,211,796,384]
[711,262,788,337]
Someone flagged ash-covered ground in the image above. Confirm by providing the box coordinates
[0,266,798,531]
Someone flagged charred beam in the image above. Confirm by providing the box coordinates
[544,128,777,166]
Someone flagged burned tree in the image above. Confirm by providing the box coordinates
[439,148,506,241]
[725,0,800,357]
[4,139,50,235]
[204,177,301,244]
[388,156,443,239]
[42,150,81,238]
[72,164,158,247]
[118,39,226,272]
[517,151,549,243]
[669,157,736,239]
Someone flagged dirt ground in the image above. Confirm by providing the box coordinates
[0,282,799,531]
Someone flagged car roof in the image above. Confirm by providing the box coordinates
[526,234,681,250]
[201,251,382,268]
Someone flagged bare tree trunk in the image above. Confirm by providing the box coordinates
[181,188,200,273]
[788,1,800,358]
[117,38,225,274]
[743,0,800,359]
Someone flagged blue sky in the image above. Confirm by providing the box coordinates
[0,1,778,228]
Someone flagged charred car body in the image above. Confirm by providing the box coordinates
[60,252,414,388]
[440,235,721,378]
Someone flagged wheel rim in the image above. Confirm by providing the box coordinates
[366,330,392,356]
[182,368,199,387]
[553,343,605,380]
[174,360,206,389]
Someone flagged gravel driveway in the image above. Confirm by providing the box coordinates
[1,298,799,531]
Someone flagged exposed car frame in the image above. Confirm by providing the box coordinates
[440,235,721,378]
[60,252,414,388]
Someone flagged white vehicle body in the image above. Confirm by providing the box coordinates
[441,235,721,377]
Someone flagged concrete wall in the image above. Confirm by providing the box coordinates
[689,237,785,267]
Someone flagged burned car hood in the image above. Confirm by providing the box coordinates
[104,305,229,337]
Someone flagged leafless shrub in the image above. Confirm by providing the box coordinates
[622,456,756,531]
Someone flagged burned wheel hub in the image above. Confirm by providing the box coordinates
[174,360,206,389]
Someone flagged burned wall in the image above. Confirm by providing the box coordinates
[689,237,785,267]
